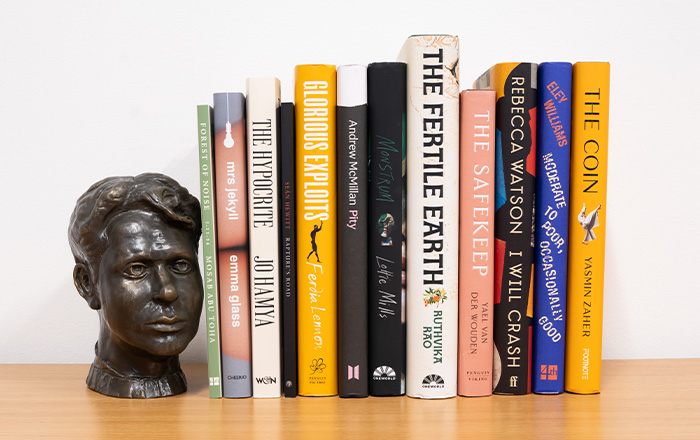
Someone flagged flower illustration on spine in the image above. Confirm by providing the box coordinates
[423,287,448,306]
[310,358,326,375]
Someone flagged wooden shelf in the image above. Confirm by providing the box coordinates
[1,359,698,438]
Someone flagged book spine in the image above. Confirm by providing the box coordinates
[337,65,369,398]
[398,35,460,399]
[246,78,282,398]
[457,90,496,397]
[280,102,298,398]
[474,63,537,395]
[294,64,338,396]
[533,62,572,394]
[197,105,223,398]
[367,62,406,396]
[213,92,252,398]
[565,62,610,394]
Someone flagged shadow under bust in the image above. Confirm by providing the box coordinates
[68,173,203,398]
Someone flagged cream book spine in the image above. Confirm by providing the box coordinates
[398,34,460,399]
[246,77,282,398]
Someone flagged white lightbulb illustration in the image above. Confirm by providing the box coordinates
[223,94,235,148]
[224,121,234,148]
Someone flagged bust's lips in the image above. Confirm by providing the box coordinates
[147,317,187,332]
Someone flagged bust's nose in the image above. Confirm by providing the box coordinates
[153,264,178,303]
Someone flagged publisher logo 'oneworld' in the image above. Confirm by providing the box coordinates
[373,366,397,381]
[255,376,277,385]
[422,374,445,388]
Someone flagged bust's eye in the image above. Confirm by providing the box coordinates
[172,259,193,274]
[124,263,148,279]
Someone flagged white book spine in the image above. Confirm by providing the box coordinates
[398,35,460,398]
[337,64,368,106]
[246,77,282,398]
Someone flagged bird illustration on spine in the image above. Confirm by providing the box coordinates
[577,203,601,244]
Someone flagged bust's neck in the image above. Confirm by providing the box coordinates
[86,352,187,398]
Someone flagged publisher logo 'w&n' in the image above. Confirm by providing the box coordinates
[373,366,397,381]
[255,376,277,385]
[422,374,445,388]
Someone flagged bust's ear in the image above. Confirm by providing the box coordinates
[74,263,101,310]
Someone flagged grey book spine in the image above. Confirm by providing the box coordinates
[337,65,369,397]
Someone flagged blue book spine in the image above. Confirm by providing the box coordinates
[533,62,572,394]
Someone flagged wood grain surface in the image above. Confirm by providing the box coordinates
[1,360,698,439]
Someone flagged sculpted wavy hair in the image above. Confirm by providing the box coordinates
[68,173,201,281]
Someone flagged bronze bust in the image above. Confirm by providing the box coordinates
[68,174,203,398]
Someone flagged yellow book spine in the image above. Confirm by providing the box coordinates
[565,62,610,394]
[294,64,338,396]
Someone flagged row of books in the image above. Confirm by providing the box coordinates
[195,34,610,399]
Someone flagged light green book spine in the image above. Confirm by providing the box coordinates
[197,105,222,398]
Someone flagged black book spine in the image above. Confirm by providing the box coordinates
[280,102,297,397]
[492,63,537,395]
[367,62,406,396]
[337,68,369,397]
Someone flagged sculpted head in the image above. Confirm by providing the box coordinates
[68,173,203,398]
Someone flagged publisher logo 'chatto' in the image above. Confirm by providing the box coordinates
[421,374,445,388]
[373,366,397,381]
[348,365,360,380]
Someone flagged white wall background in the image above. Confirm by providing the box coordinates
[1,0,697,364]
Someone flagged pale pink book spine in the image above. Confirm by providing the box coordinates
[458,90,496,397]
